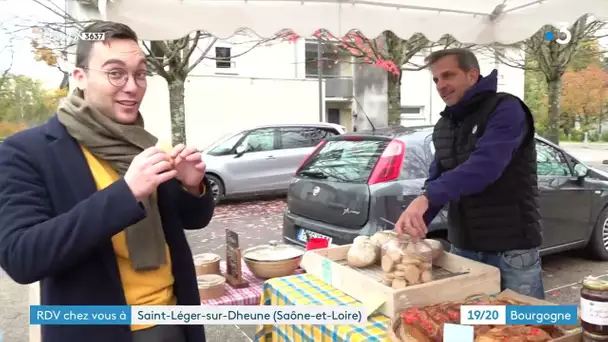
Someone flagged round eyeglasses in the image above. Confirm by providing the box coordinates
[82,67,148,88]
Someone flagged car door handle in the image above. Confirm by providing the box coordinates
[266,155,276,160]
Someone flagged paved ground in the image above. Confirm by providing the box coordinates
[1,144,608,341]
[561,142,608,166]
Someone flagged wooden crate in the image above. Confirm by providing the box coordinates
[300,245,501,319]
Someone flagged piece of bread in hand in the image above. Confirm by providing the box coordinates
[156,141,175,166]
[156,141,174,154]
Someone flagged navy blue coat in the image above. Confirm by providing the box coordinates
[0,116,213,342]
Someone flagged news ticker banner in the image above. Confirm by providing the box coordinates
[460,305,578,325]
[30,304,578,326]
[30,305,366,325]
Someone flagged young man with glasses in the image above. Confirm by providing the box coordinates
[0,21,214,342]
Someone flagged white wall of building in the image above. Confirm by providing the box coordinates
[185,35,305,78]
[139,36,321,147]
[399,49,526,127]
[63,0,527,139]
[140,74,323,149]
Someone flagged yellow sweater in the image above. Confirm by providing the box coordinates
[81,146,176,331]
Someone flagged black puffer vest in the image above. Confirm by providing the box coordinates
[432,91,542,252]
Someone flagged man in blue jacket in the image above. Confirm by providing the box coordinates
[396,48,545,299]
[0,21,214,341]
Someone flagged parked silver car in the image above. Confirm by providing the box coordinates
[202,123,346,203]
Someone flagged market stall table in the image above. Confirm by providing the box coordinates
[255,274,390,342]
[201,262,304,306]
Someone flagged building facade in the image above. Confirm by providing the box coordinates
[65,1,525,149]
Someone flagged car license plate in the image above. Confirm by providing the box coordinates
[297,229,333,245]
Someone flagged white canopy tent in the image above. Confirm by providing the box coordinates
[88,0,608,43]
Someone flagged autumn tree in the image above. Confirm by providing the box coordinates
[19,0,90,89]
[0,74,65,126]
[523,40,605,138]
[286,29,468,125]
[486,15,606,144]
[560,65,608,132]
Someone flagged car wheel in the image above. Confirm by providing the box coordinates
[205,174,224,204]
[586,207,608,261]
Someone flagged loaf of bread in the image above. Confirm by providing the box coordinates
[156,141,175,166]
[347,236,380,268]
[156,141,173,154]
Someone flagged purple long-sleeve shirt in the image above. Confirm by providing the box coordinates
[423,70,526,225]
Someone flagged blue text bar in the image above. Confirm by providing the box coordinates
[505,305,578,325]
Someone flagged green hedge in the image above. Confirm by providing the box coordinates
[557,130,608,142]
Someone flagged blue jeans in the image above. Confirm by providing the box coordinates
[450,246,545,300]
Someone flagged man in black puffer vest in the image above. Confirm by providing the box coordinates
[395,48,544,299]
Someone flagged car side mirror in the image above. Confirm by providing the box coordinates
[235,145,247,157]
[574,163,589,178]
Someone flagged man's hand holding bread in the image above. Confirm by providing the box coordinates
[125,141,206,201]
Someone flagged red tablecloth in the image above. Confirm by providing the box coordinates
[200,261,303,306]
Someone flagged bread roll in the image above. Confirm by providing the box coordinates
[392,278,407,289]
[402,265,420,284]
[370,231,397,247]
[347,239,378,268]
[156,141,174,154]
[354,236,370,244]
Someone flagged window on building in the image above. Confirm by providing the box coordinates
[399,106,424,125]
[400,106,423,115]
[215,47,232,68]
[305,41,342,78]
[327,108,340,124]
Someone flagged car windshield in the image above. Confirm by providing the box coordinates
[206,132,246,156]
[297,139,389,183]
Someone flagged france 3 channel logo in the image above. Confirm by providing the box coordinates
[544,23,572,45]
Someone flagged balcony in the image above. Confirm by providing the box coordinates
[325,77,353,98]
[305,40,353,98]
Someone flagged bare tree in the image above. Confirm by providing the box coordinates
[0,22,15,91]
[142,29,290,144]
[483,15,607,144]
[10,0,87,90]
[26,0,289,145]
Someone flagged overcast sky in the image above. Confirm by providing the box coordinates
[0,0,66,89]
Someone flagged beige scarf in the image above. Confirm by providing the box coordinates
[57,88,167,272]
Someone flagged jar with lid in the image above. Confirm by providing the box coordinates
[380,235,433,289]
[581,276,608,340]
[584,330,608,342]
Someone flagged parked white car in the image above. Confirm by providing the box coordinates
[202,123,346,203]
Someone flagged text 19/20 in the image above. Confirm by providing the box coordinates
[460,305,505,325]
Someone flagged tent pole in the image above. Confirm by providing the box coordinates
[317,37,323,122]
